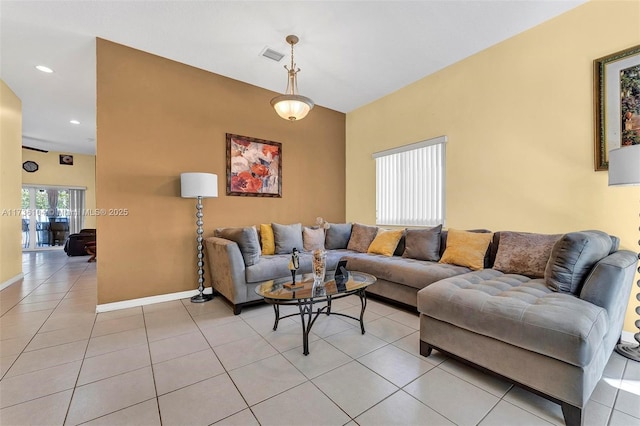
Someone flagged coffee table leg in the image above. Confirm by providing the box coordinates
[358,289,367,335]
[298,299,313,356]
[326,296,332,316]
[273,304,280,331]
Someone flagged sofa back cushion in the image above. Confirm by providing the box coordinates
[325,223,352,249]
[368,229,404,256]
[402,225,442,261]
[272,223,304,254]
[493,231,561,278]
[545,230,613,294]
[347,223,378,253]
[303,227,325,251]
[439,229,494,270]
[215,226,261,266]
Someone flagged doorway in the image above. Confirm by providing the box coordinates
[21,186,85,250]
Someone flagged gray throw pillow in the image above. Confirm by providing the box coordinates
[325,223,352,249]
[545,230,613,294]
[346,223,378,253]
[214,226,261,266]
[493,231,561,278]
[402,225,442,261]
[272,222,304,254]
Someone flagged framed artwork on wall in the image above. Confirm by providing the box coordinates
[226,133,282,197]
[594,44,640,171]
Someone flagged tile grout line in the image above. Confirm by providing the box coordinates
[0,264,88,383]
[140,303,164,426]
[181,298,255,424]
[61,290,99,426]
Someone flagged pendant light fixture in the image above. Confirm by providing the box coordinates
[270,35,314,121]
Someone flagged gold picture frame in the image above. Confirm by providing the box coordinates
[594,44,640,171]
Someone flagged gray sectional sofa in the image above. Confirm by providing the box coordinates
[204,222,474,314]
[204,223,637,426]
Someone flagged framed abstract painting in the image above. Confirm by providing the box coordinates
[594,44,640,171]
[226,133,282,197]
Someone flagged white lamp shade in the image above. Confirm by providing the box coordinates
[608,145,640,186]
[180,173,218,198]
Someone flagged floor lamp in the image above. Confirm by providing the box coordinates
[181,172,218,303]
[608,144,640,362]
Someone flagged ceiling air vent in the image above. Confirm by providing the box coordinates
[261,47,285,62]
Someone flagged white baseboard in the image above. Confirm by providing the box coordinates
[0,273,24,291]
[96,287,213,313]
[621,330,637,344]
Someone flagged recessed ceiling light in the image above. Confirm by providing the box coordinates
[35,65,54,73]
[70,120,80,125]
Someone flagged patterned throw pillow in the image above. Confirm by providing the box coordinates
[492,231,561,278]
[368,229,405,256]
[303,227,325,251]
[439,229,494,270]
[346,223,378,253]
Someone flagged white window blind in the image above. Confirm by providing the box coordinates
[373,135,446,226]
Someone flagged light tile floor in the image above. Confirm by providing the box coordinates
[1,250,639,425]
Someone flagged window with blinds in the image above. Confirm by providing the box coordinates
[373,135,446,227]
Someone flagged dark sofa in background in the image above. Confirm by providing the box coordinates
[64,228,97,257]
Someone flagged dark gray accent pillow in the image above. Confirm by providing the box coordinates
[493,231,561,278]
[214,226,261,266]
[402,225,442,261]
[325,223,352,249]
[394,229,407,256]
[272,222,304,254]
[545,230,613,294]
[346,223,378,253]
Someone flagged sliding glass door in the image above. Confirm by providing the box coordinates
[21,186,85,250]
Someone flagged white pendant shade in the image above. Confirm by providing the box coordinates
[608,145,640,186]
[271,35,314,122]
[180,172,218,198]
[271,94,314,121]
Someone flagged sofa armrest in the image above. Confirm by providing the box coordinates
[579,250,637,326]
[204,236,250,305]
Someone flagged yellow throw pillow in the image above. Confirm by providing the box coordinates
[367,229,405,256]
[260,223,275,255]
[439,229,493,270]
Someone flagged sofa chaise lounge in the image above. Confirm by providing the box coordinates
[417,230,638,426]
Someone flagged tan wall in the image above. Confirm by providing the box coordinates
[0,80,23,283]
[346,1,640,333]
[96,39,346,304]
[22,149,97,228]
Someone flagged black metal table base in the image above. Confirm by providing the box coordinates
[267,288,368,355]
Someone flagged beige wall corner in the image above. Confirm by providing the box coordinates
[0,79,23,284]
[346,1,640,333]
[96,39,346,304]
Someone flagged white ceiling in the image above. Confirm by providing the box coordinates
[0,0,585,155]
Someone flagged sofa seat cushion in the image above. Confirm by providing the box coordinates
[417,269,609,367]
[245,249,352,283]
[341,253,472,291]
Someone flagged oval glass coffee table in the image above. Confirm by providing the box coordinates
[255,271,377,355]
